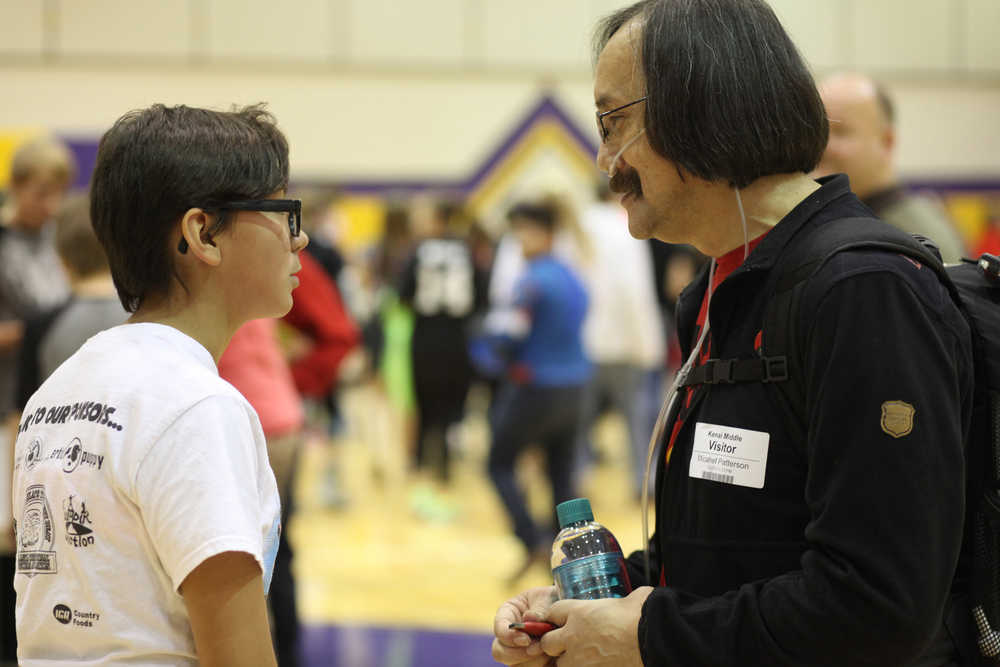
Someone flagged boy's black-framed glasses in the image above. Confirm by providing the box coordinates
[210,199,302,239]
[596,96,647,143]
[178,199,302,254]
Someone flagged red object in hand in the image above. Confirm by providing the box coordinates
[509,621,557,637]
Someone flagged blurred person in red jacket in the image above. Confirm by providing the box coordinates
[283,248,359,402]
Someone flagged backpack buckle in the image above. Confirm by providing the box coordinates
[762,356,788,383]
[978,253,1000,281]
[707,359,735,384]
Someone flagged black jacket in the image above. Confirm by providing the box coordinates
[631,175,974,666]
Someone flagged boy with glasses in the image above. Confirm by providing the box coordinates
[11,104,308,666]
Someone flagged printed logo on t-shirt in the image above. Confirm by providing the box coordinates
[18,400,125,435]
[63,495,94,548]
[17,484,58,577]
[52,603,100,628]
[32,438,104,473]
[53,604,71,624]
[53,437,104,473]
[25,438,42,471]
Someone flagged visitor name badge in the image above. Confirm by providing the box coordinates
[689,422,769,489]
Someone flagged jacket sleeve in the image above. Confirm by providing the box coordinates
[625,537,662,589]
[283,251,360,398]
[638,262,972,666]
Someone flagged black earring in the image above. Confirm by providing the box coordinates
[178,238,188,254]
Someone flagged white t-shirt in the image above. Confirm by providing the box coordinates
[11,323,281,665]
[578,202,665,368]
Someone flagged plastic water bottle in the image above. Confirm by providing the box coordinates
[551,498,632,600]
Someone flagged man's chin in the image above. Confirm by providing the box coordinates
[623,201,654,240]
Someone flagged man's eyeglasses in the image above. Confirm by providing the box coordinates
[596,96,647,143]
[178,199,302,253]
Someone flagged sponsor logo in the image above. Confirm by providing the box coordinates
[63,495,94,548]
[17,485,57,576]
[61,438,103,473]
[46,437,103,474]
[25,438,42,471]
[53,604,71,624]
[52,603,100,628]
[881,400,916,439]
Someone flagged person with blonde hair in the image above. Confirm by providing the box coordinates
[1,135,75,664]
[0,135,76,411]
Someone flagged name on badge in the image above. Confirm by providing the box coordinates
[689,422,769,489]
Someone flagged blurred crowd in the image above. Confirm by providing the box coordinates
[1,67,997,665]
[0,134,709,665]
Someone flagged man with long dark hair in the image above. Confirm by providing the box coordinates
[492,1,973,665]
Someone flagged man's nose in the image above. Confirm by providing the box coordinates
[596,141,613,174]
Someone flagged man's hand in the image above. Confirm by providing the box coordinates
[491,586,559,666]
[539,586,653,666]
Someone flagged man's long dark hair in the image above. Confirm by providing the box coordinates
[594,0,828,188]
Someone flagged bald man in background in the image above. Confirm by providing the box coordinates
[814,72,966,263]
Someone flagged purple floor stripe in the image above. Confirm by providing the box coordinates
[300,623,496,667]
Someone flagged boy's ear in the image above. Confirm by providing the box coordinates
[178,208,222,266]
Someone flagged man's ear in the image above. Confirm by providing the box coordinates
[882,124,896,154]
[178,208,222,266]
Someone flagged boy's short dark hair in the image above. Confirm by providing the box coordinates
[55,193,109,278]
[507,201,558,230]
[90,104,289,312]
[595,0,829,189]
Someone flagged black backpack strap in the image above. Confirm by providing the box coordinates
[679,217,946,396]
[946,257,1000,662]
[678,356,788,388]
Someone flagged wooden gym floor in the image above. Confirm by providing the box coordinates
[290,382,647,666]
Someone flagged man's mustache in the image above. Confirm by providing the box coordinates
[609,168,642,197]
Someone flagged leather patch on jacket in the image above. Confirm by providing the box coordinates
[881,400,915,438]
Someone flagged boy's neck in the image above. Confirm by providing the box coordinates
[129,295,236,365]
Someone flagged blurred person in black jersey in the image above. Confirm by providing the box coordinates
[398,196,486,517]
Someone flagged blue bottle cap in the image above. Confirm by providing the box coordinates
[557,498,594,528]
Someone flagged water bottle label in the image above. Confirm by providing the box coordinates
[553,553,631,600]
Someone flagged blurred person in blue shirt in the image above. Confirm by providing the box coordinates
[472,199,590,583]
